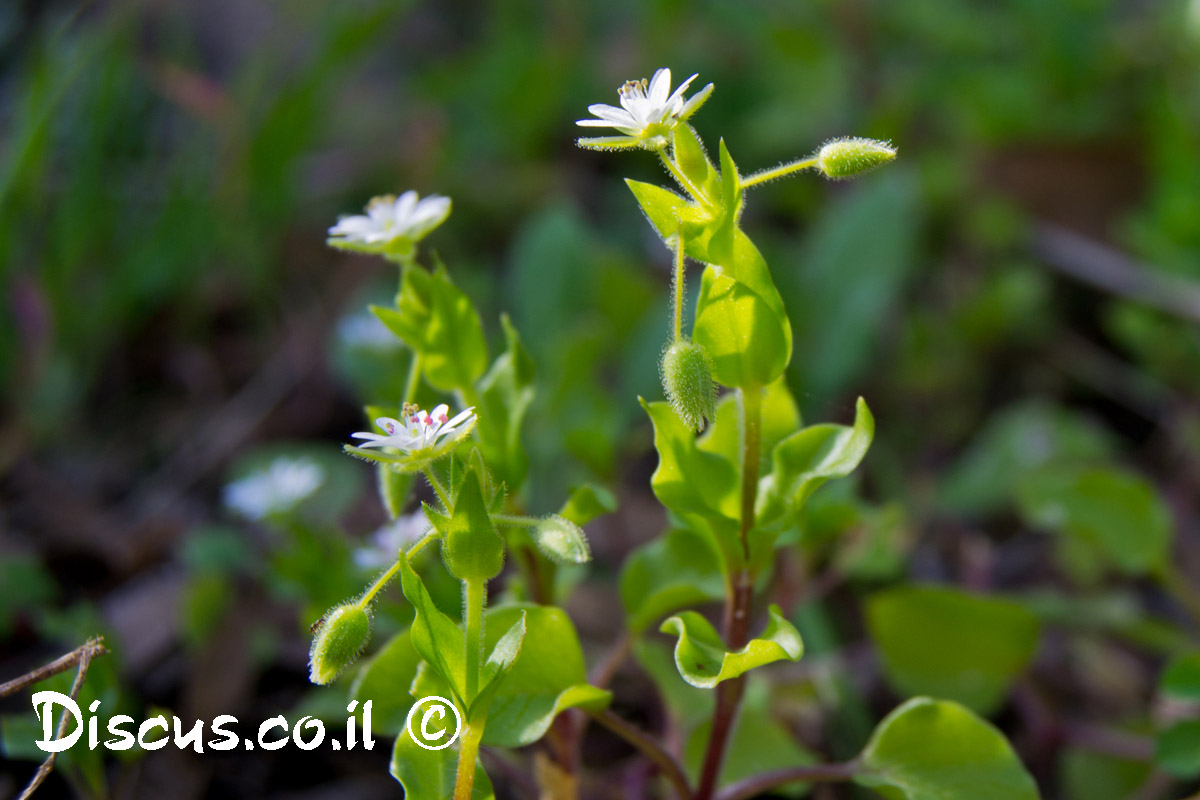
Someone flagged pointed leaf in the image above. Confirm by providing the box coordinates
[640,396,740,523]
[398,555,466,703]
[479,605,612,746]
[440,466,505,583]
[475,314,536,491]
[660,604,803,689]
[760,397,874,526]
[857,698,1040,800]
[469,612,526,721]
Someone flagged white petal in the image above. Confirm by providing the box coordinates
[351,431,385,441]
[375,416,405,434]
[393,191,419,226]
[647,68,671,106]
[665,73,699,111]
[444,407,476,429]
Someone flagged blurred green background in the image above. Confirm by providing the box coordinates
[3,0,1200,798]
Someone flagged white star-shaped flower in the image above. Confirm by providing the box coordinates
[576,68,713,151]
[223,457,325,520]
[350,403,476,454]
[327,190,451,258]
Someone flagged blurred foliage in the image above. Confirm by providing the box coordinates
[4,0,1200,797]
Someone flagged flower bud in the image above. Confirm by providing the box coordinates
[308,604,371,685]
[661,339,717,432]
[815,137,896,180]
[533,515,591,565]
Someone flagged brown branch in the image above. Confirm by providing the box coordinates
[3,637,109,800]
[587,709,692,800]
[714,761,859,800]
[0,637,108,698]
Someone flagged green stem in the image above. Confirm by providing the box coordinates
[696,386,763,800]
[403,352,422,404]
[737,386,763,559]
[741,157,818,188]
[357,531,437,607]
[491,513,540,528]
[672,236,686,342]
[464,578,485,702]
[424,467,451,509]
[658,148,707,205]
[453,723,484,800]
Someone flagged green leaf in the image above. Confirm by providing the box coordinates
[857,697,1040,800]
[390,728,494,800]
[479,604,611,747]
[377,464,414,520]
[436,465,505,583]
[469,612,526,721]
[866,585,1041,714]
[1156,720,1200,777]
[693,229,792,390]
[625,179,717,257]
[1016,465,1172,576]
[1161,653,1200,701]
[672,124,720,203]
[660,604,803,689]
[373,264,487,392]
[640,395,741,524]
[558,483,617,527]
[398,555,466,703]
[939,401,1114,516]
[632,638,715,730]
[760,397,875,527]
[1060,747,1150,800]
[475,314,535,492]
[531,515,591,565]
[351,629,421,735]
[620,525,725,634]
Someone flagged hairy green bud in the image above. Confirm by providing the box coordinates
[533,515,592,565]
[661,339,717,432]
[308,604,371,685]
[815,137,896,180]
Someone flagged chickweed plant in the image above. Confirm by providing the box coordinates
[311,68,1039,800]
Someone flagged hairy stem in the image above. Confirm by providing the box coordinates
[357,530,436,607]
[424,467,451,510]
[740,157,818,188]
[454,723,484,800]
[714,761,858,800]
[696,386,763,800]
[464,578,485,702]
[587,709,692,800]
[672,237,686,341]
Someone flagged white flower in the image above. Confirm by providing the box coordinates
[350,403,476,454]
[354,511,430,570]
[576,68,713,151]
[327,191,451,257]
[224,457,324,520]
